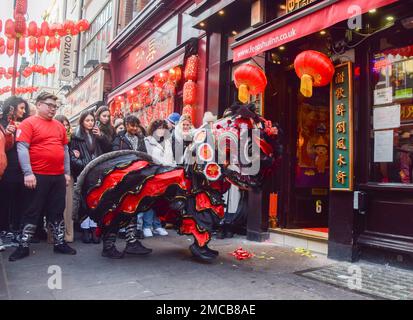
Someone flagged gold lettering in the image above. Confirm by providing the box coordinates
[337,154,347,167]
[336,103,346,117]
[336,137,347,150]
[336,121,346,134]
[335,72,345,84]
[336,171,347,185]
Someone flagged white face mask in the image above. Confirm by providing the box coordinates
[154,128,165,138]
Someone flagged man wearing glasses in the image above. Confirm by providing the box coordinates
[9,92,76,261]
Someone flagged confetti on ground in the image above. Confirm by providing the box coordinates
[229,247,254,260]
[293,247,316,258]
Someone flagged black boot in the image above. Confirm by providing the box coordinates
[189,243,217,261]
[224,224,234,238]
[82,229,92,243]
[216,225,226,239]
[91,227,101,244]
[124,218,152,255]
[102,233,123,259]
[49,221,77,255]
[9,224,36,262]
[204,246,219,257]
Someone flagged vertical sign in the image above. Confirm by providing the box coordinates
[59,35,75,82]
[330,62,353,191]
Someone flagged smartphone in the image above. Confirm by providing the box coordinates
[95,120,101,128]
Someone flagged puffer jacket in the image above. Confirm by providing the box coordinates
[144,135,176,167]
[69,127,104,181]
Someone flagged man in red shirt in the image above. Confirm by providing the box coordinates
[9,92,76,261]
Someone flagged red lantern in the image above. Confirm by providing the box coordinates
[0,46,5,55]
[14,14,27,36]
[0,68,5,75]
[169,66,182,83]
[0,38,4,48]
[41,21,49,37]
[37,36,45,53]
[55,23,65,37]
[28,37,36,54]
[184,55,199,81]
[182,105,193,117]
[5,19,16,39]
[72,25,80,36]
[18,37,26,55]
[48,65,56,74]
[47,37,56,51]
[28,21,38,37]
[234,64,267,103]
[77,19,90,32]
[55,37,61,50]
[183,81,197,105]
[15,0,28,15]
[64,20,75,35]
[7,38,15,51]
[294,50,335,98]
[6,49,14,57]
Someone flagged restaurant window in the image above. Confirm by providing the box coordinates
[81,1,113,75]
[370,42,413,184]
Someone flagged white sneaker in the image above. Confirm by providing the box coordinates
[153,228,168,236]
[143,228,153,238]
[0,239,5,252]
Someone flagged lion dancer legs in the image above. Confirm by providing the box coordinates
[179,217,219,261]
[101,215,152,259]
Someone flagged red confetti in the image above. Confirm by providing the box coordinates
[230,247,254,260]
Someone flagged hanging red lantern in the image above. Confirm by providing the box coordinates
[55,37,61,50]
[7,38,15,51]
[55,23,65,37]
[41,21,49,37]
[28,37,36,54]
[182,105,193,117]
[0,46,5,55]
[6,49,14,57]
[5,19,16,39]
[18,37,26,55]
[64,20,75,35]
[35,27,42,38]
[234,64,267,103]
[7,67,15,75]
[77,19,90,32]
[15,0,28,15]
[47,37,56,50]
[14,13,27,36]
[48,65,56,74]
[294,50,335,98]
[37,36,45,53]
[183,81,197,105]
[184,55,199,81]
[0,38,4,48]
[0,68,5,75]
[28,21,38,37]
[168,66,182,83]
[72,25,80,36]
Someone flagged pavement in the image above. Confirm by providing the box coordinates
[0,230,408,300]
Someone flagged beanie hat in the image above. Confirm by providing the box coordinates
[167,113,181,125]
[202,111,217,124]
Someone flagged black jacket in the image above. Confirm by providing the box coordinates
[112,131,147,153]
[69,128,104,180]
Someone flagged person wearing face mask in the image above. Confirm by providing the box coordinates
[142,120,175,238]
[95,106,115,153]
[70,110,105,244]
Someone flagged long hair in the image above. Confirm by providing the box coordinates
[0,96,30,127]
[95,106,115,139]
[78,110,95,136]
[55,114,70,127]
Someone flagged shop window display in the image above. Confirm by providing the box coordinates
[371,44,413,184]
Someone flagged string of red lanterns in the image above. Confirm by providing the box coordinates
[0,64,56,80]
[0,86,38,96]
[182,55,199,119]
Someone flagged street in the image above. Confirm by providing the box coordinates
[0,231,379,300]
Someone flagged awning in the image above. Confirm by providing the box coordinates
[107,47,186,102]
[232,0,398,62]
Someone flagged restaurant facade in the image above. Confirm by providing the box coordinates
[190,0,413,262]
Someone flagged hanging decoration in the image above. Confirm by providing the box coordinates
[182,55,200,119]
[184,55,199,81]
[233,64,267,103]
[0,86,38,96]
[183,80,197,106]
[294,50,335,98]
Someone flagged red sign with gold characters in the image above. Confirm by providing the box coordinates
[286,0,318,13]
[330,62,354,191]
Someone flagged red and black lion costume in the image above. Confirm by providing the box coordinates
[74,103,279,261]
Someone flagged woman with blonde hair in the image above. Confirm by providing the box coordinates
[172,114,194,165]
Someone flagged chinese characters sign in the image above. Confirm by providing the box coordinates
[286,0,319,14]
[330,62,353,191]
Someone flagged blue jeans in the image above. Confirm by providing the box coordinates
[141,209,162,229]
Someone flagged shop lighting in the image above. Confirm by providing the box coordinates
[279,5,286,10]
[232,31,238,36]
[368,9,377,14]
[279,46,285,51]
[200,22,205,27]
[320,30,327,35]
[218,10,225,16]
[386,16,395,22]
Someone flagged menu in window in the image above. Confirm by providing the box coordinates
[374,87,393,105]
[374,130,394,163]
[373,104,401,130]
